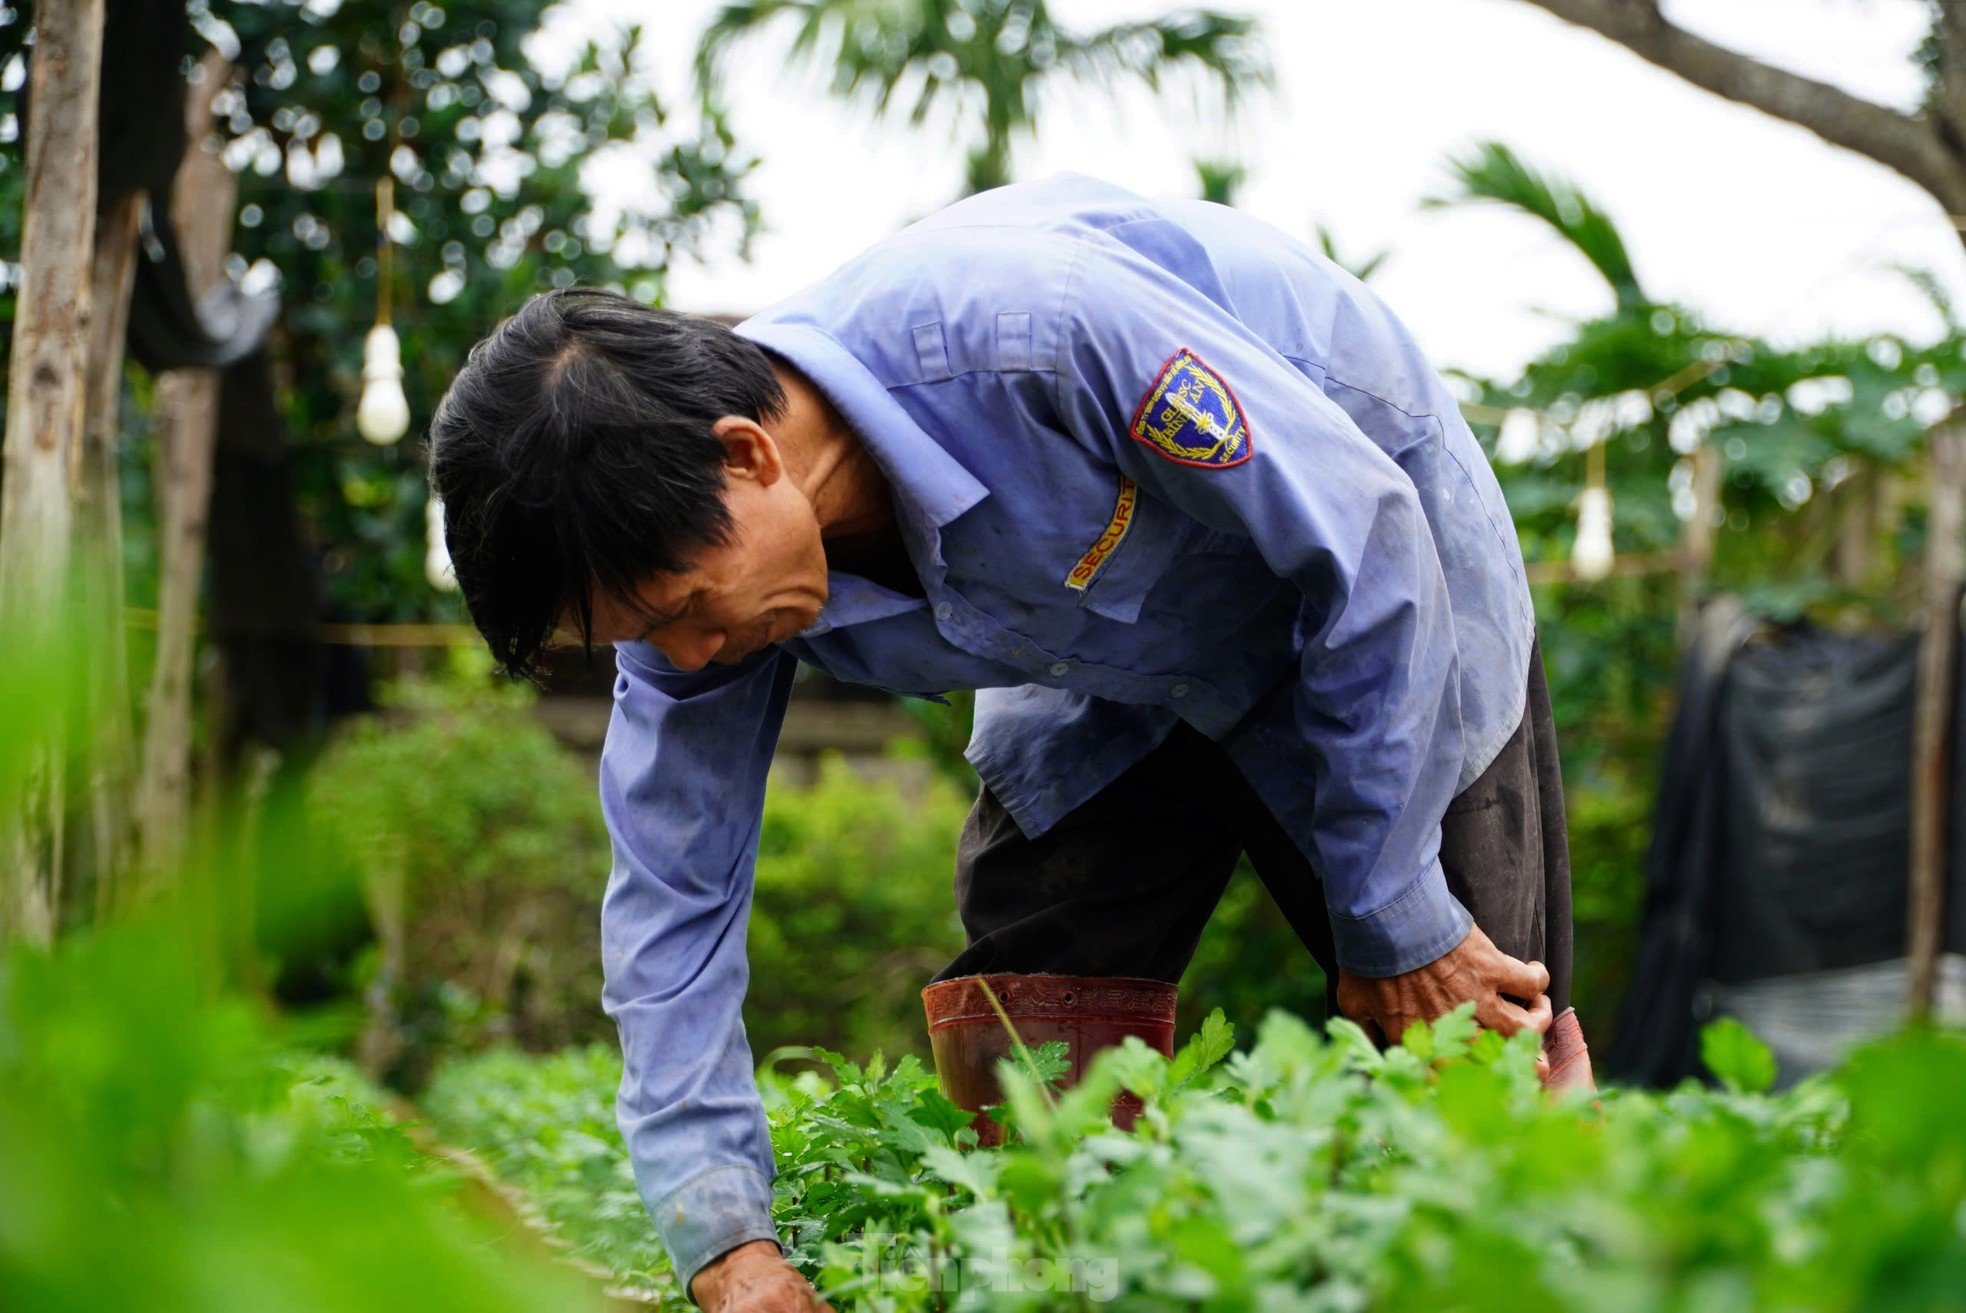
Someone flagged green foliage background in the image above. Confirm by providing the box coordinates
[0,2,759,621]
[203,0,758,619]
[306,672,975,1082]
[749,756,971,1059]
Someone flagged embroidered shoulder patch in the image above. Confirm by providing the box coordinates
[1128,348,1252,469]
[1065,477,1138,592]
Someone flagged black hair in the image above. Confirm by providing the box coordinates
[428,287,786,681]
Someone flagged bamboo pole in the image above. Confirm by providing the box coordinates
[0,0,106,944]
[1908,424,1966,1018]
[136,54,236,877]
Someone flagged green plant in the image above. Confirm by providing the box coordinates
[307,668,614,1083]
[749,754,972,1059]
[0,900,605,1312]
[1563,772,1652,1041]
[307,685,977,1077]
[424,1044,668,1290]
[0,609,613,1312]
[427,1008,1966,1312]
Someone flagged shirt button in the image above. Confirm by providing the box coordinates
[1048,661,1070,677]
[1171,683,1190,699]
[934,603,952,621]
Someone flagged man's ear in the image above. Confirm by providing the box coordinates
[709,415,784,487]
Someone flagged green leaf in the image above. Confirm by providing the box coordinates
[1324,1017,1384,1073]
[1084,1038,1163,1106]
[907,1088,978,1141]
[1428,1002,1480,1062]
[919,1143,998,1199]
[1169,1009,1237,1090]
[995,1153,1062,1212]
[1400,1016,1436,1062]
[1020,1039,1073,1088]
[1702,1017,1778,1094]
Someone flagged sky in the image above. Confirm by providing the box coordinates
[553,0,1962,382]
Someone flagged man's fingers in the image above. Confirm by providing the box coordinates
[1478,991,1554,1039]
[1496,951,1551,1002]
[1475,994,1539,1036]
[1522,991,1554,1036]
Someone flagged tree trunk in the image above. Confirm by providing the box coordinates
[136,54,236,878]
[69,188,145,923]
[1908,426,1965,1018]
[0,0,106,944]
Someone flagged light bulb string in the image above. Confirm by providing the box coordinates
[375,173,394,328]
[374,5,406,331]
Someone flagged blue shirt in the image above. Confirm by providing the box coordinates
[598,174,1534,1286]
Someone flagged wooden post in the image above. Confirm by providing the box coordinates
[0,0,105,943]
[136,54,236,877]
[1832,462,1877,590]
[1909,424,1965,1018]
[70,188,145,922]
[1676,442,1722,648]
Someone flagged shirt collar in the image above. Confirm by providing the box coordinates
[797,572,925,639]
[734,320,990,529]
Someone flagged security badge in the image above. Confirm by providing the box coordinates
[1128,348,1252,469]
[1064,477,1138,592]
[1066,350,1247,593]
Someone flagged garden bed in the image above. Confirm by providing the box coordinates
[416,1010,1966,1311]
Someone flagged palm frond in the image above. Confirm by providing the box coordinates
[694,0,1272,198]
[1055,11,1272,109]
[1426,140,1645,308]
[1193,157,1246,205]
[1313,221,1389,284]
[1892,261,1961,330]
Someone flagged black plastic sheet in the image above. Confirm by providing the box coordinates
[1608,598,1966,1086]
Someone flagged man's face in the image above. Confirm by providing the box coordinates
[582,423,830,672]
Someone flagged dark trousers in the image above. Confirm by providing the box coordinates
[937,640,1573,1016]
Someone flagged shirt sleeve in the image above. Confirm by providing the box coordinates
[599,640,795,1291]
[1048,234,1473,978]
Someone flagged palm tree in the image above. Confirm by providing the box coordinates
[1433,140,1950,608]
[695,0,1270,196]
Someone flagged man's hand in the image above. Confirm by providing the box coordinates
[689,1240,832,1312]
[1335,924,1553,1050]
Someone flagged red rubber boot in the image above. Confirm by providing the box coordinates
[921,973,1177,1146]
[1541,1006,1596,1093]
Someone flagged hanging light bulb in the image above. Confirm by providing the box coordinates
[1571,439,1615,583]
[357,175,411,444]
[358,322,410,444]
[1572,486,1615,582]
[425,492,457,592]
